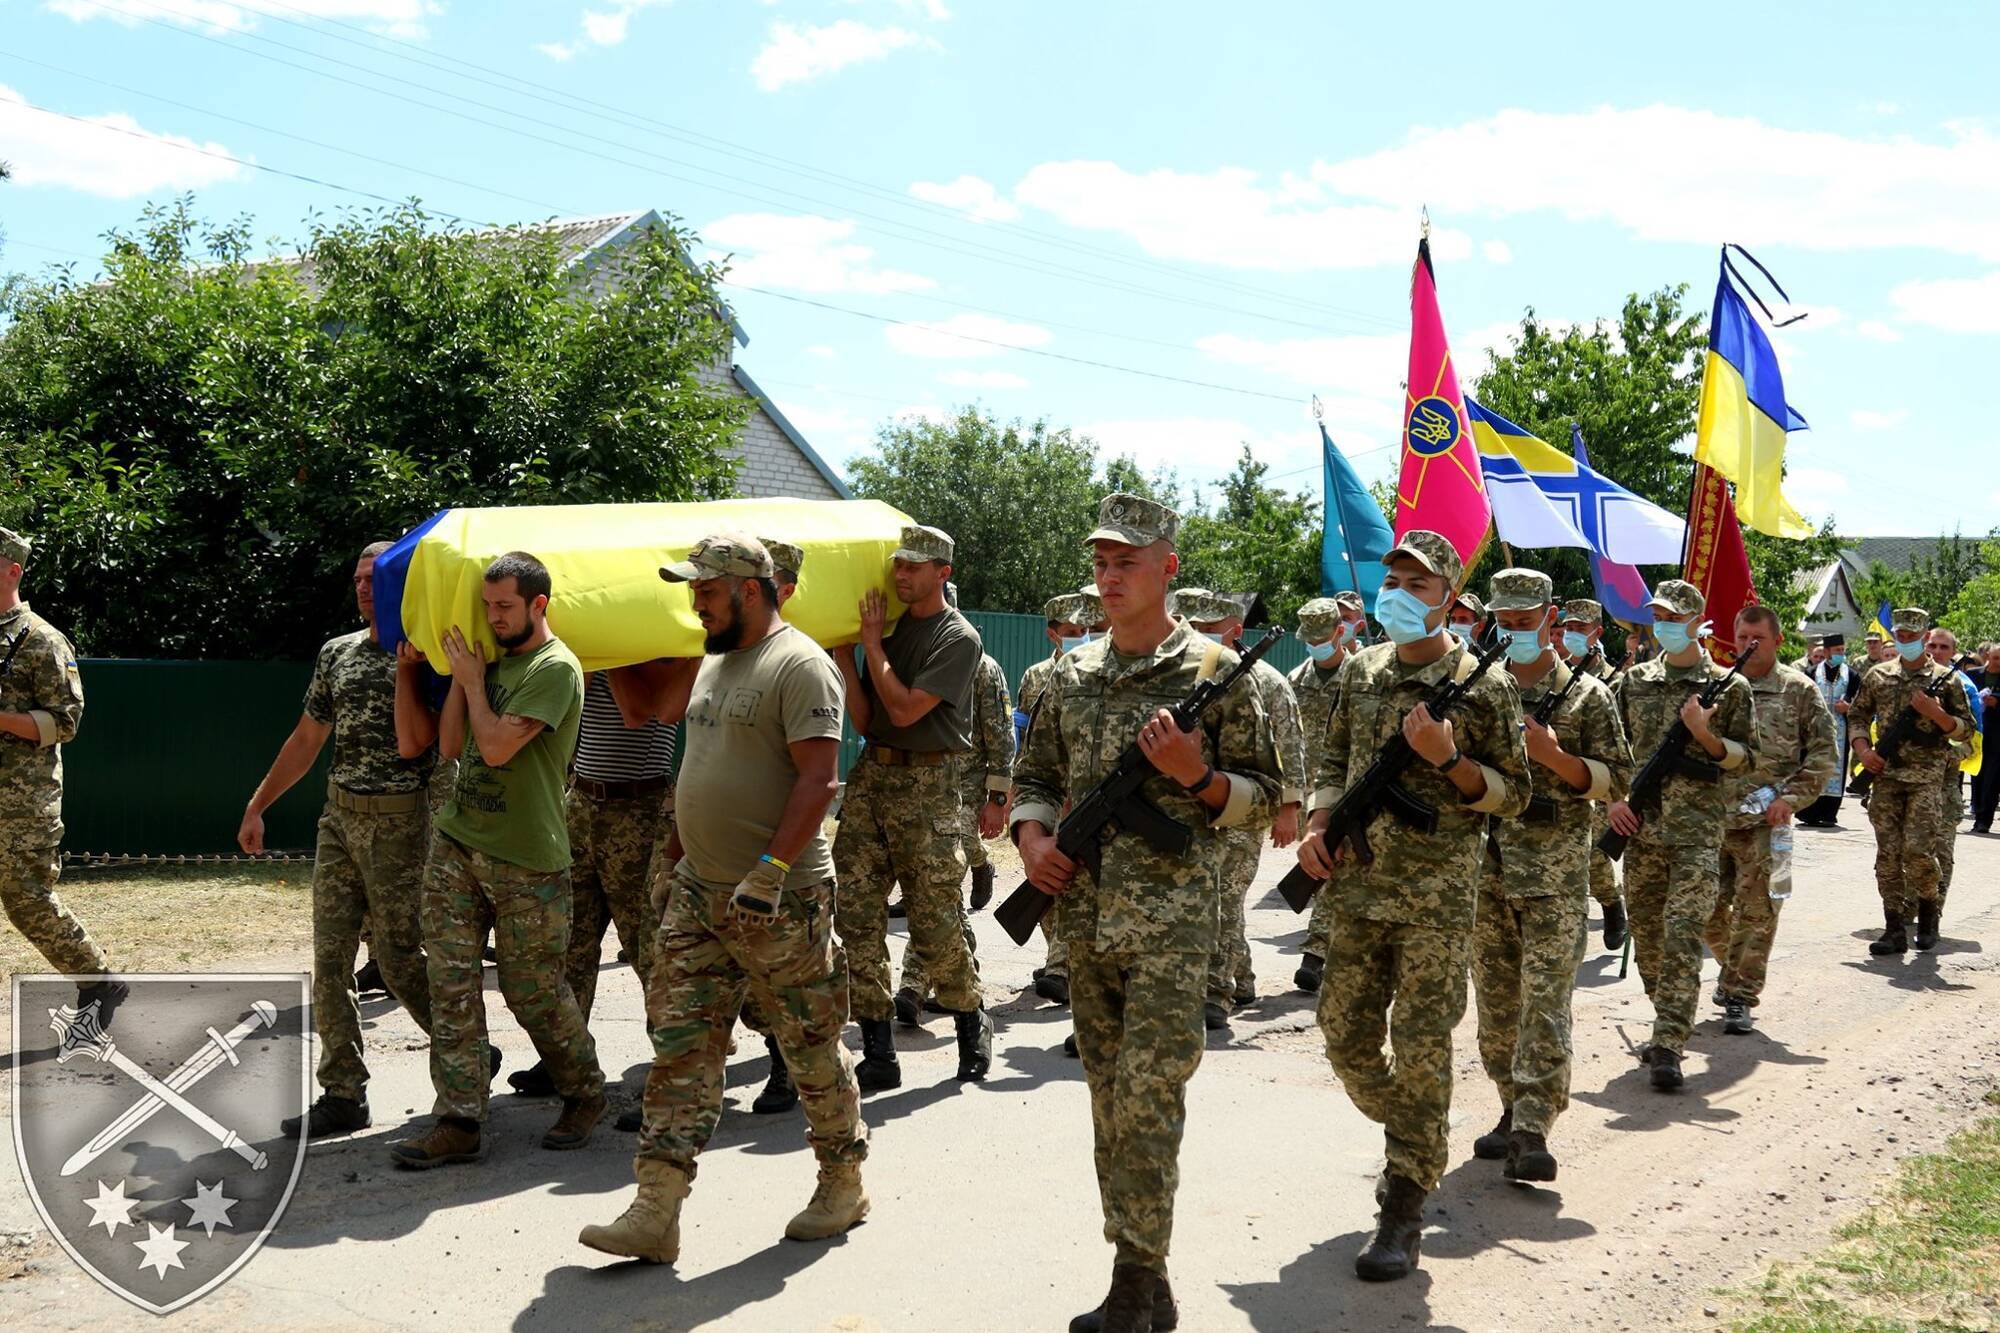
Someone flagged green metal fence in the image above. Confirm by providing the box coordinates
[61,613,1307,857]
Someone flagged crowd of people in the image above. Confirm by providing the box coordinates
[0,501,1993,1333]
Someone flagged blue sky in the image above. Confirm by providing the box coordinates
[3,0,1995,538]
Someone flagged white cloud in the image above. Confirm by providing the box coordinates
[537,0,669,61]
[48,0,438,38]
[805,345,838,360]
[884,312,1050,360]
[1197,320,1526,397]
[1318,105,2000,262]
[1786,467,1851,519]
[938,369,1028,389]
[1011,160,1470,271]
[891,403,950,425]
[1849,408,1909,432]
[1889,271,2000,332]
[1482,239,1513,264]
[1855,319,1904,343]
[751,20,932,92]
[773,401,875,460]
[706,213,933,295]
[0,84,244,196]
[1081,417,1284,472]
[909,174,1019,223]
[884,0,951,18]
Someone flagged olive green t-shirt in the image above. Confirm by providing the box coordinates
[858,605,982,752]
[436,637,584,873]
[677,624,845,892]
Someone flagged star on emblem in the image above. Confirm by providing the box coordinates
[181,1180,237,1238]
[84,1179,139,1238]
[132,1223,189,1280]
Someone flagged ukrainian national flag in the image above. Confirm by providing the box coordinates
[1693,253,1813,538]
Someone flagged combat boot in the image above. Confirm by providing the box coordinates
[1647,1045,1683,1091]
[887,897,907,920]
[389,1116,483,1169]
[1063,1031,1079,1058]
[1723,999,1754,1034]
[1601,899,1628,951]
[614,1107,644,1133]
[1293,952,1324,993]
[1354,1174,1426,1281]
[77,978,128,1030]
[283,1093,370,1139]
[1503,1129,1557,1183]
[1869,911,1908,956]
[1069,1263,1158,1333]
[1914,900,1941,951]
[893,987,923,1028]
[954,1007,993,1081]
[854,1019,901,1091]
[1202,1001,1229,1031]
[542,1090,607,1150]
[784,1163,869,1241]
[1472,1107,1512,1160]
[752,1034,797,1114]
[1034,971,1071,1005]
[508,1060,558,1097]
[579,1159,689,1264]
[353,958,387,996]
[969,863,995,912]
[1069,1264,1178,1331]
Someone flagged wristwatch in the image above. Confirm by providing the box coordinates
[1435,747,1464,773]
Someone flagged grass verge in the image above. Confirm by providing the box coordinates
[1728,1093,2000,1331]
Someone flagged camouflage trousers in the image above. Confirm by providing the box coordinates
[1623,838,1720,1055]
[1868,777,1945,917]
[312,802,434,1101]
[1302,871,1335,962]
[1318,917,1470,1191]
[1588,805,1623,909]
[637,870,865,1177]
[1472,880,1588,1137]
[1043,916,1069,980]
[1940,774,1964,899]
[563,788,670,1021]
[1069,941,1207,1272]
[1705,827,1784,1006]
[957,772,991,871]
[833,758,980,1020]
[421,833,603,1120]
[1206,829,1262,1006]
[0,835,109,976]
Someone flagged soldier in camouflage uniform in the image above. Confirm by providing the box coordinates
[238,540,439,1138]
[0,526,125,1021]
[1447,590,1488,645]
[1707,606,1837,1035]
[390,552,605,1168]
[832,524,993,1089]
[1925,627,1974,901]
[1470,570,1631,1182]
[1293,592,1361,993]
[1296,531,1529,1282]
[1605,579,1755,1090]
[580,534,867,1266]
[1171,588,1304,1029]
[1560,598,1629,950]
[1850,608,1976,954]
[1014,494,1280,1332]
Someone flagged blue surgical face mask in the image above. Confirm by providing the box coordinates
[1502,627,1546,664]
[1337,620,1362,645]
[1059,633,1093,653]
[1562,630,1593,659]
[1829,653,1845,668]
[1306,639,1339,663]
[1199,631,1229,645]
[1654,619,1708,655]
[1374,585,1443,645]
[1895,637,1927,662]
[1446,621,1475,642]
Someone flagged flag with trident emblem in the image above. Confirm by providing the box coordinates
[1395,232,1491,574]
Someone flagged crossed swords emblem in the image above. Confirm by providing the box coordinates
[50,998,279,1177]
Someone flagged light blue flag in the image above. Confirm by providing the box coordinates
[1320,423,1393,611]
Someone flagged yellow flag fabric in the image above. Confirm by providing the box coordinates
[397,498,913,671]
[1692,268,1814,538]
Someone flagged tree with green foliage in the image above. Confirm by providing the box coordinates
[1941,535,2000,646]
[0,198,746,660]
[1175,446,1322,624]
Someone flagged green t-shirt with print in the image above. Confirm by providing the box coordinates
[436,637,584,872]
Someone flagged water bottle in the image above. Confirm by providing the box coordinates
[1769,824,1794,901]
[1739,785,1777,816]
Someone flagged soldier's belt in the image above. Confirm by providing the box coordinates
[570,775,673,802]
[1520,795,1559,824]
[327,783,426,815]
[863,744,953,767]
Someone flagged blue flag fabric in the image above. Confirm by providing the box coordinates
[1571,427,1655,626]
[1320,422,1394,611]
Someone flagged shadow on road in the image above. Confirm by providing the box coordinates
[518,1228,845,1331]
[1422,1156,1597,1264]
[1221,1231,1468,1333]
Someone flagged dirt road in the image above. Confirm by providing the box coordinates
[3,821,1995,1331]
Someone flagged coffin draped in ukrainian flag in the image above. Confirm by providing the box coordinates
[372,498,913,671]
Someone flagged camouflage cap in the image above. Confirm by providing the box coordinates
[1645,578,1706,619]
[1865,628,1885,643]
[0,526,27,565]
[1892,606,1932,633]
[1085,493,1180,548]
[1073,588,1106,627]
[891,523,954,565]
[1488,567,1554,612]
[1171,587,1242,624]
[659,531,775,583]
[1382,530,1463,589]
[759,537,805,581]
[1334,590,1365,614]
[1452,591,1488,620]
[1043,593,1079,624]
[1561,597,1604,626]
[1297,597,1342,640]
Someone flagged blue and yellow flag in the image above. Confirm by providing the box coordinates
[1693,251,1813,538]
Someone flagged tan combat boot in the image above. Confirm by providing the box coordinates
[578,1160,690,1264]
[783,1163,870,1242]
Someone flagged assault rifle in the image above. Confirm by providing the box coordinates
[1277,636,1511,913]
[1596,646,1753,862]
[994,628,1286,947]
[1873,672,1956,768]
[1487,659,1587,868]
